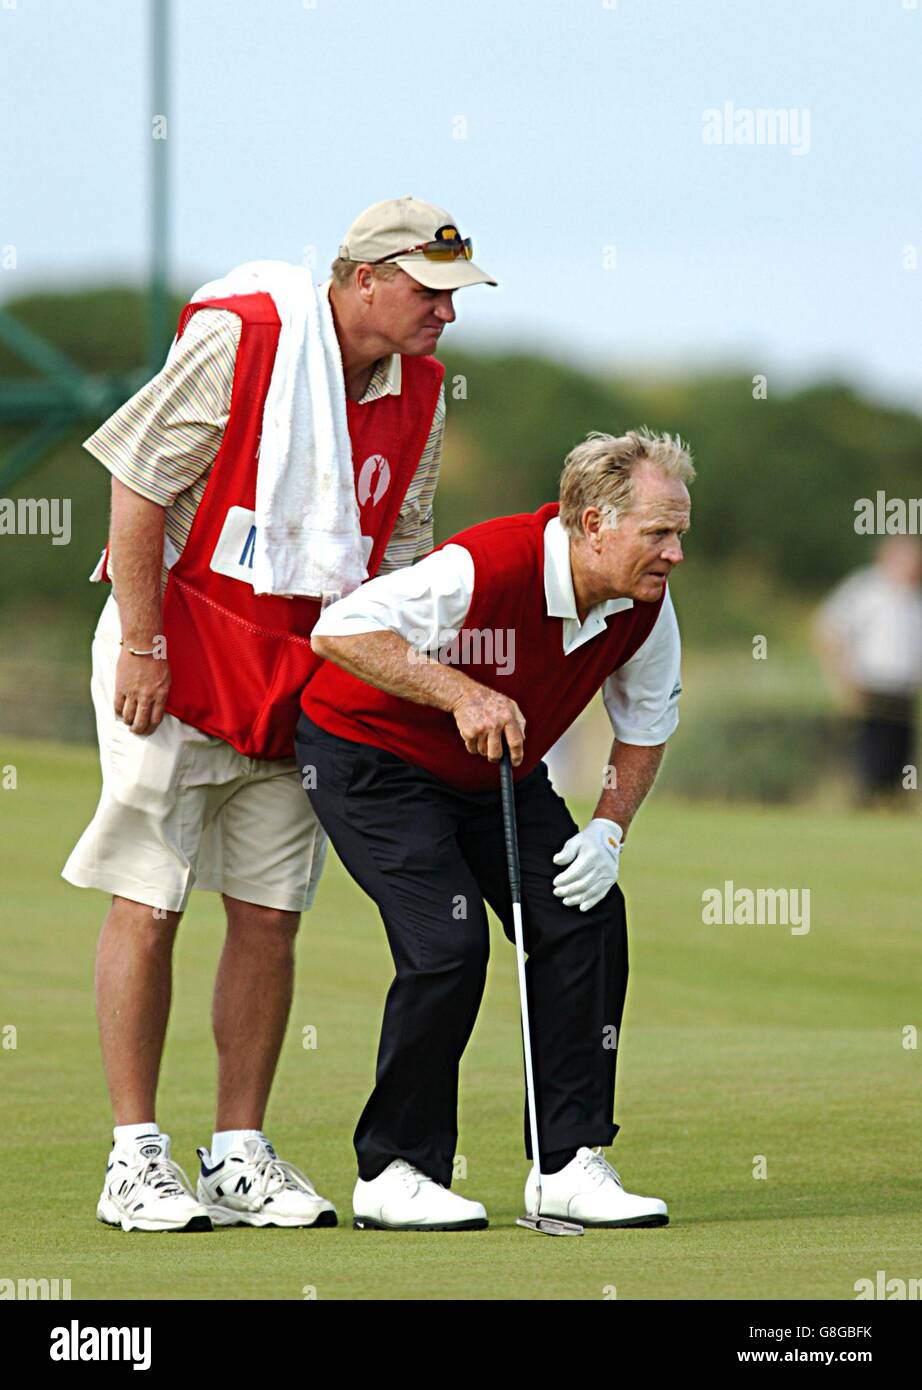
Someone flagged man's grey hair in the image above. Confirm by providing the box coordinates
[558,427,695,536]
[330,257,401,287]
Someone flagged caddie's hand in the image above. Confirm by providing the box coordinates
[114,649,171,736]
[451,687,526,765]
[552,818,624,911]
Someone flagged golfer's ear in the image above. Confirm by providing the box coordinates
[581,507,605,543]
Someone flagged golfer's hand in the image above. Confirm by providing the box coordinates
[552,818,624,911]
[114,650,171,736]
[451,688,526,764]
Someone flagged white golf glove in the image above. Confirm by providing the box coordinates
[552,818,624,912]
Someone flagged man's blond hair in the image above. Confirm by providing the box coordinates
[330,257,401,287]
[558,428,695,536]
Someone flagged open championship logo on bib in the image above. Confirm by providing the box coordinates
[357,454,391,507]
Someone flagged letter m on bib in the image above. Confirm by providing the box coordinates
[209,506,259,585]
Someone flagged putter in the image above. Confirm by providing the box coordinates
[499,739,583,1238]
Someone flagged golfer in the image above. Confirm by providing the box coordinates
[62,197,496,1232]
[298,428,694,1230]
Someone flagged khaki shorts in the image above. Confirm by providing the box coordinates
[62,595,327,913]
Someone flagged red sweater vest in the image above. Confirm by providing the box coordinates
[301,503,665,791]
[154,292,443,759]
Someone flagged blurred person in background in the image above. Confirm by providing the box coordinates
[814,536,922,804]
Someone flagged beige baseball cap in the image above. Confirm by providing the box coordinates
[338,196,497,290]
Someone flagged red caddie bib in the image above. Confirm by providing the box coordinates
[154,292,442,759]
[302,503,666,791]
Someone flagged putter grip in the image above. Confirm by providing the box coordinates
[499,744,522,902]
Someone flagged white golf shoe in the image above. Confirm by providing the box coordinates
[196,1135,337,1228]
[353,1159,488,1231]
[97,1132,212,1233]
[525,1147,669,1228]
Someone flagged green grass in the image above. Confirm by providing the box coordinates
[1,738,920,1300]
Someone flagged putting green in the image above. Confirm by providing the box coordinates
[1,739,919,1300]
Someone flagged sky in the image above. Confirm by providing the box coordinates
[2,0,921,408]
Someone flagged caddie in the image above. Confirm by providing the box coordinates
[297,429,693,1231]
[62,197,496,1232]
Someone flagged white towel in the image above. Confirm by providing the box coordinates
[176,260,366,599]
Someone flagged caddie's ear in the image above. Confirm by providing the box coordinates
[353,264,377,301]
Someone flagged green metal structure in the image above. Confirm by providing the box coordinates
[0,0,171,492]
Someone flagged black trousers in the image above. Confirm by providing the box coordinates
[296,714,629,1187]
[855,691,916,794]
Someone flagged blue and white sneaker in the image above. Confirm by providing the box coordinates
[196,1136,337,1228]
[97,1132,212,1233]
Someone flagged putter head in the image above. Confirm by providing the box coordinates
[517,1214,584,1237]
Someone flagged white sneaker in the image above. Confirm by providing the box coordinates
[97,1132,212,1233]
[525,1147,669,1228]
[353,1159,488,1231]
[196,1136,337,1228]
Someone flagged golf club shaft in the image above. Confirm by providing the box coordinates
[500,744,544,1219]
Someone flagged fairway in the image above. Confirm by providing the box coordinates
[1,738,919,1301]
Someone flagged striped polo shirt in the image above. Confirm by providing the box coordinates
[84,302,446,590]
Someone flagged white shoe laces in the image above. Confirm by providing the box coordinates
[131,1155,196,1203]
[391,1159,439,1194]
[250,1155,320,1200]
[579,1148,625,1190]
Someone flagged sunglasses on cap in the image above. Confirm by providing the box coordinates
[370,233,473,265]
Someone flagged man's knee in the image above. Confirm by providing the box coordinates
[103,895,181,947]
[511,882,626,952]
[568,886,627,940]
[222,897,301,949]
[407,918,490,991]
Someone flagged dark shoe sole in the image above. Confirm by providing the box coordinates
[580,1214,669,1229]
[307,1209,339,1229]
[353,1216,488,1231]
[97,1214,213,1233]
[222,1210,339,1230]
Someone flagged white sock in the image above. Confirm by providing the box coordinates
[114,1122,160,1148]
[210,1129,264,1163]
